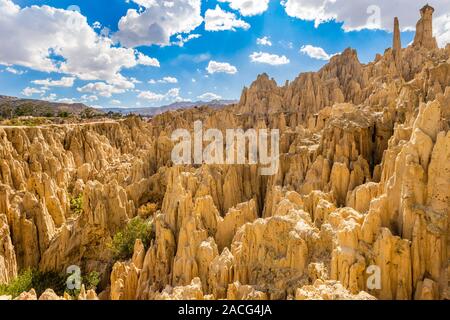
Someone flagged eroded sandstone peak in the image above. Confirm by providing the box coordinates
[413,4,438,50]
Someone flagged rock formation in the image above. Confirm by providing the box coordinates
[393,17,402,74]
[413,4,438,50]
[0,5,448,301]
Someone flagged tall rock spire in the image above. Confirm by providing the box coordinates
[393,17,401,53]
[412,4,438,50]
[393,17,402,73]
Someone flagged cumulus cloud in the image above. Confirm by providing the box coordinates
[0,0,158,93]
[249,52,290,65]
[57,98,77,104]
[218,0,269,16]
[138,91,165,102]
[197,92,222,101]
[206,61,238,74]
[205,5,250,31]
[114,0,203,47]
[3,66,25,75]
[81,95,98,102]
[257,36,272,46]
[172,33,201,47]
[282,0,450,47]
[136,52,160,67]
[32,77,76,88]
[77,82,128,98]
[300,45,337,60]
[149,77,179,84]
[41,93,57,101]
[21,87,46,97]
[138,87,182,102]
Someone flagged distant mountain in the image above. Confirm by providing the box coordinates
[103,99,238,116]
[0,95,102,118]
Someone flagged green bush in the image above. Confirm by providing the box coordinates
[111,217,154,261]
[0,269,102,299]
[83,271,100,291]
[63,270,101,299]
[0,270,66,298]
[0,269,33,298]
[70,194,83,216]
[31,271,67,296]
[58,111,70,118]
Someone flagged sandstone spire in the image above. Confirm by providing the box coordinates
[393,17,401,53]
[412,4,438,50]
[393,17,402,72]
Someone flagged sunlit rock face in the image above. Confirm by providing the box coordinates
[1,5,449,301]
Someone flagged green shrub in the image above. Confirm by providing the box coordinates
[0,269,33,298]
[0,270,66,298]
[83,271,100,291]
[0,269,103,299]
[70,194,83,216]
[58,111,70,118]
[31,271,67,296]
[111,217,154,261]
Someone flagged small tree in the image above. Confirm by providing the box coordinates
[111,217,154,261]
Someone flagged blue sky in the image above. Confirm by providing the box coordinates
[1,0,447,109]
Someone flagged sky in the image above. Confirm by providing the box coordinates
[0,0,449,109]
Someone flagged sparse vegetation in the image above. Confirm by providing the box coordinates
[107,111,123,119]
[83,271,100,291]
[0,269,66,298]
[70,194,84,216]
[0,270,33,298]
[58,111,71,118]
[0,269,102,299]
[0,117,50,126]
[111,217,154,261]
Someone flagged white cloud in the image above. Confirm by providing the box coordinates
[138,87,182,102]
[249,52,290,65]
[21,87,46,97]
[57,98,77,104]
[93,21,101,29]
[4,66,25,75]
[166,88,180,98]
[114,0,203,47]
[205,5,250,31]
[434,14,450,47]
[81,95,98,102]
[110,99,121,105]
[77,82,127,98]
[218,0,269,16]
[138,91,165,102]
[32,77,76,88]
[197,92,222,101]
[206,60,238,74]
[282,0,450,47]
[136,52,160,67]
[41,93,57,101]
[149,76,178,84]
[0,0,155,87]
[257,36,272,46]
[172,33,201,47]
[300,45,336,60]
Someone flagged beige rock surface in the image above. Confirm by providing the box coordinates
[1,5,448,301]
